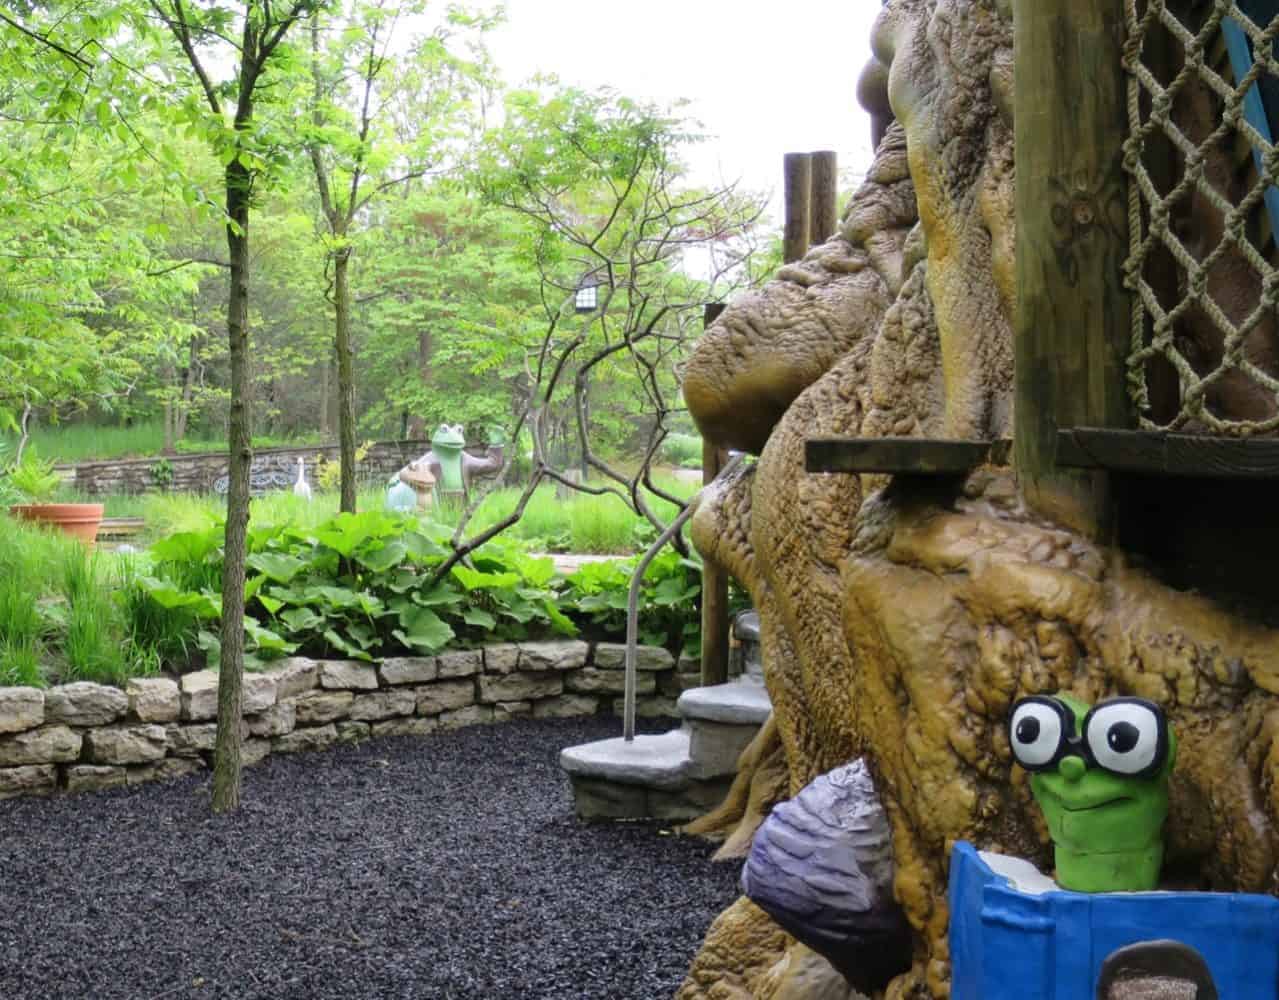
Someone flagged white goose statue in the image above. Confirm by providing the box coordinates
[293,457,312,501]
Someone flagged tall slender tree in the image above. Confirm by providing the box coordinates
[304,0,495,510]
[149,0,321,812]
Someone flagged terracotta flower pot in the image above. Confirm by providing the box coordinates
[9,503,106,547]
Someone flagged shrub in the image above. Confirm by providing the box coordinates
[561,549,702,652]
[149,458,174,490]
[660,433,703,470]
[131,509,577,668]
[6,447,62,503]
[126,506,708,672]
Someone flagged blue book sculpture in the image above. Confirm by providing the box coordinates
[948,842,1279,998]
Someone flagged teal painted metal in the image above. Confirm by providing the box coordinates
[1222,13,1279,241]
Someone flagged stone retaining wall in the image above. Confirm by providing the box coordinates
[0,641,699,800]
[69,439,491,496]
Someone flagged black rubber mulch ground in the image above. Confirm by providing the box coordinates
[0,717,741,1000]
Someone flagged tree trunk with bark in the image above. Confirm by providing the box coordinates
[406,328,432,439]
[319,353,332,438]
[333,247,356,512]
[212,157,253,814]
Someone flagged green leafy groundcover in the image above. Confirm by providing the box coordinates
[135,508,705,670]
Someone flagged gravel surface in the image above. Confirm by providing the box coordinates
[0,718,740,1000]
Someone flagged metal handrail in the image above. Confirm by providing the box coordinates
[622,453,744,741]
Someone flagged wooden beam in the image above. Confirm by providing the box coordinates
[1058,428,1279,479]
[1013,0,1132,539]
[805,437,1012,475]
[783,152,812,264]
[809,150,839,245]
[700,301,730,688]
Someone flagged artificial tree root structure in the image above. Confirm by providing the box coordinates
[677,1,1279,996]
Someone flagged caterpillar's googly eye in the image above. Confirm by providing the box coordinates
[1010,699,1065,770]
[1085,700,1164,777]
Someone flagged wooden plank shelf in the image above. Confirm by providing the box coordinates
[805,437,1012,475]
[1057,428,1279,479]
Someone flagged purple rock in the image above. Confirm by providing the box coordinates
[741,758,912,993]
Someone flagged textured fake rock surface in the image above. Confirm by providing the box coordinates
[677,6,1279,995]
[678,0,1016,994]
[676,898,793,1000]
[686,468,1279,998]
[767,945,870,1000]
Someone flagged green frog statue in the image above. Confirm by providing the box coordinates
[398,423,504,507]
[1008,694,1177,893]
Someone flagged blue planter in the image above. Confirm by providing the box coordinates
[948,841,1279,998]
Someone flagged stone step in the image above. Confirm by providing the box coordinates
[560,675,774,821]
[677,678,772,726]
[559,728,692,790]
[687,718,762,780]
[560,728,736,821]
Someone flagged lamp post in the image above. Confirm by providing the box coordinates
[572,276,601,480]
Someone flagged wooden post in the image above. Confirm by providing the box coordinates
[809,150,839,245]
[1013,0,1131,539]
[700,302,730,688]
[783,152,812,264]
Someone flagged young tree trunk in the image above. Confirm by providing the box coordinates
[212,157,253,814]
[176,334,198,444]
[319,354,331,438]
[162,399,174,454]
[406,328,432,439]
[14,401,32,465]
[162,361,176,453]
[334,247,356,513]
[579,375,591,482]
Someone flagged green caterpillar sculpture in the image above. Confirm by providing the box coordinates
[1008,694,1177,893]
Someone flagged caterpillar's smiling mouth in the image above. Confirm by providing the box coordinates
[1059,797,1131,813]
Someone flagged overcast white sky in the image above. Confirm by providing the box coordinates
[485,1,882,224]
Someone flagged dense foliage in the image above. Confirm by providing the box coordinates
[1,6,764,810]
[0,4,768,463]
[0,508,705,688]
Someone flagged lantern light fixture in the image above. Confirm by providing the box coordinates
[574,279,599,314]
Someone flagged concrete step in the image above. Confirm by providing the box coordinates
[559,728,733,821]
[559,674,774,821]
[559,728,693,790]
[677,678,772,726]
[686,718,761,780]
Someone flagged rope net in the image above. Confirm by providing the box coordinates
[1124,0,1279,434]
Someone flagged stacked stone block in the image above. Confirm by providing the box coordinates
[0,640,691,801]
